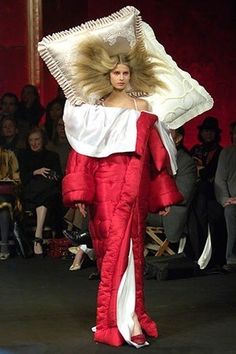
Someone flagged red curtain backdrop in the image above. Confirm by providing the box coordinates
[0,0,28,98]
[0,0,235,148]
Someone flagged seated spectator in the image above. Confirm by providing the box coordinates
[63,212,98,277]
[0,116,25,153]
[18,127,62,255]
[0,92,19,122]
[1,93,30,145]
[55,85,66,103]
[45,99,65,140]
[68,244,95,271]
[189,116,227,268]
[147,126,197,248]
[215,121,236,272]
[47,117,71,172]
[0,145,21,260]
[47,117,71,231]
[18,84,45,128]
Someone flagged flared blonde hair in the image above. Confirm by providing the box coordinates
[71,35,167,103]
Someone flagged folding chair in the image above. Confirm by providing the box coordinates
[145,226,175,256]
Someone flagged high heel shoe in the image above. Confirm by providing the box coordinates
[69,247,85,270]
[68,246,80,255]
[131,334,146,345]
[69,253,85,271]
[34,237,44,256]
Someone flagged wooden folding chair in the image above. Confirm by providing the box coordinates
[145,226,175,256]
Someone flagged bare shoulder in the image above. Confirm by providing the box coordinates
[136,98,149,111]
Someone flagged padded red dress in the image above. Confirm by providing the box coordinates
[62,110,182,347]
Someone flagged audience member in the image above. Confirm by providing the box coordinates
[147,126,197,248]
[0,92,19,121]
[45,98,65,140]
[68,243,95,271]
[0,116,25,153]
[18,84,45,128]
[18,127,62,255]
[47,117,70,172]
[0,145,21,260]
[189,116,227,268]
[215,121,236,272]
[55,86,66,102]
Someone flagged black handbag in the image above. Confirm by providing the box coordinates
[63,230,93,248]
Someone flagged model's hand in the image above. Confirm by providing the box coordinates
[75,202,87,217]
[33,167,51,178]
[158,206,170,216]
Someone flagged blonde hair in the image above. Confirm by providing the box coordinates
[71,36,167,103]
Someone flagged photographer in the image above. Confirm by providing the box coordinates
[18,126,62,255]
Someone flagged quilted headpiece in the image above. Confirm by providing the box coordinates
[38,6,213,128]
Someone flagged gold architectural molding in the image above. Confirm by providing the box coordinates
[27,0,42,87]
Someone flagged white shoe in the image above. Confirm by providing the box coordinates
[69,263,82,271]
[68,246,80,255]
[0,252,10,261]
[69,257,84,271]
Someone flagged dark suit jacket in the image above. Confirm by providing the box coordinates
[147,147,197,242]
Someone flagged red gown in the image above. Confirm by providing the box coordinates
[62,111,182,347]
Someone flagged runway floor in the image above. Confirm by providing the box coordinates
[0,255,235,354]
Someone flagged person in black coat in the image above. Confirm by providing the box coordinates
[18,84,45,128]
[18,126,62,255]
[189,116,227,268]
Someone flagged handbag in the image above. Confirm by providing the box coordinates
[47,238,73,258]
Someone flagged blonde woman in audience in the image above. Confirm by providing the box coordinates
[0,144,21,260]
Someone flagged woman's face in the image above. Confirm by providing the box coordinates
[1,96,18,114]
[56,118,66,139]
[21,86,36,105]
[49,102,63,120]
[1,119,17,138]
[200,129,216,143]
[28,132,43,152]
[109,64,130,91]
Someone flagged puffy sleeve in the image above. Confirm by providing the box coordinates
[148,126,183,212]
[62,149,97,207]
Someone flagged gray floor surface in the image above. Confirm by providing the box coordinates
[0,256,235,354]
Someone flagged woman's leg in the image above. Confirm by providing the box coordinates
[0,208,11,256]
[132,313,143,336]
[69,246,85,271]
[34,205,47,254]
